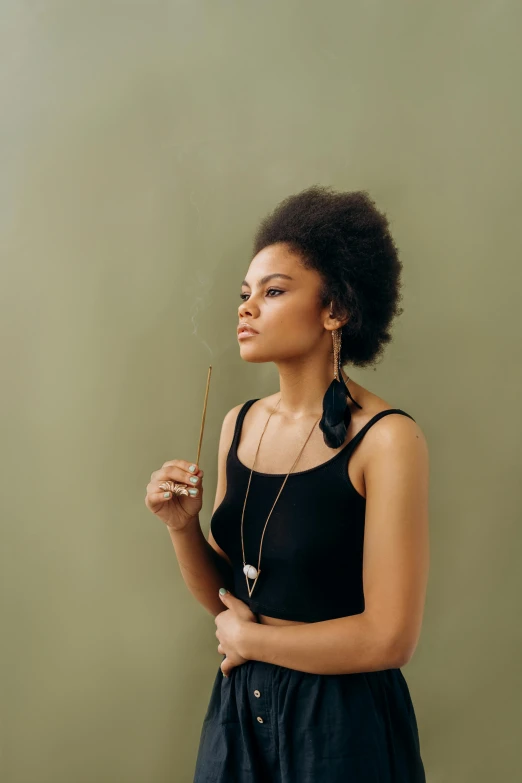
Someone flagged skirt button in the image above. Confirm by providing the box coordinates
[256,716,264,723]
[254,690,261,697]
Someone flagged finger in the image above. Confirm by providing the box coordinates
[147,489,177,504]
[220,659,230,678]
[161,459,204,476]
[160,466,203,488]
[151,461,204,482]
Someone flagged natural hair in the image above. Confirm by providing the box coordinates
[251,185,405,368]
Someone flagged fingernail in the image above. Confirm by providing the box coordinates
[189,464,197,473]
[188,488,198,496]
[219,587,227,595]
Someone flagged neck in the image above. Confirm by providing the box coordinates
[273,359,353,420]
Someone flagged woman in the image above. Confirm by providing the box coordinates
[145,185,430,782]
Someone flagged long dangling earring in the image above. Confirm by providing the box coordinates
[318,310,363,449]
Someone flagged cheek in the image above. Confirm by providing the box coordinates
[257,300,322,354]
[271,326,319,362]
[281,308,321,342]
[275,300,317,331]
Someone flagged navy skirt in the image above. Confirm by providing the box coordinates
[193,658,425,782]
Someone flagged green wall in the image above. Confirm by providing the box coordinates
[1,2,521,781]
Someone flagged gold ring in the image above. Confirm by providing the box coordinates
[159,480,189,496]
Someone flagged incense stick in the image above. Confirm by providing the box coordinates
[195,365,212,467]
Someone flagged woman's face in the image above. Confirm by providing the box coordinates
[237,242,331,364]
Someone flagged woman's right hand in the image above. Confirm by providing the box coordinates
[145,460,204,531]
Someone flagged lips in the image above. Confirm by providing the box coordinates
[237,324,259,335]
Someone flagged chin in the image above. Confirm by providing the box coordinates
[238,345,272,364]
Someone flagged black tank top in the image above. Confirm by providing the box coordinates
[210,398,416,623]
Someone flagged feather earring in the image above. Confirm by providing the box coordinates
[319,324,363,448]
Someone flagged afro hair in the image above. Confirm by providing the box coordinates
[251,185,405,368]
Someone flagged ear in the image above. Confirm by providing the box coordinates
[323,299,349,331]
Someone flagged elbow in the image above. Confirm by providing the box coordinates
[388,646,411,670]
[386,632,417,669]
[364,613,418,670]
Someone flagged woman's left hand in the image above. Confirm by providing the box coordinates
[215,589,258,677]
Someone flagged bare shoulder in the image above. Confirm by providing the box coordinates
[369,393,426,446]
[350,387,428,461]
[212,401,246,460]
[221,400,246,430]
[219,396,268,441]
[251,392,278,411]
[359,394,429,474]
[237,393,279,427]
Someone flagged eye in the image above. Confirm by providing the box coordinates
[239,288,283,301]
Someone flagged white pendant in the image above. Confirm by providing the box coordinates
[243,564,258,579]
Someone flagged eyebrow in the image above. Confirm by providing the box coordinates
[241,273,294,287]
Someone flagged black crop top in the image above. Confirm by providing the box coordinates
[210,399,415,623]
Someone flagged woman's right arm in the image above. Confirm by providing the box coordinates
[166,517,232,617]
[156,404,242,617]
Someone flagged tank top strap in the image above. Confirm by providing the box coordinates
[231,398,259,453]
[344,408,416,453]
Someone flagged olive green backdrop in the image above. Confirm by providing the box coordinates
[1,2,521,781]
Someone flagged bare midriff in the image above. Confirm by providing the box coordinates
[257,614,309,626]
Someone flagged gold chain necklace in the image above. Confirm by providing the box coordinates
[240,396,323,598]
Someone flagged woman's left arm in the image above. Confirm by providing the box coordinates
[238,416,430,676]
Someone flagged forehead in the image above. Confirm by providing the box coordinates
[242,243,309,286]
